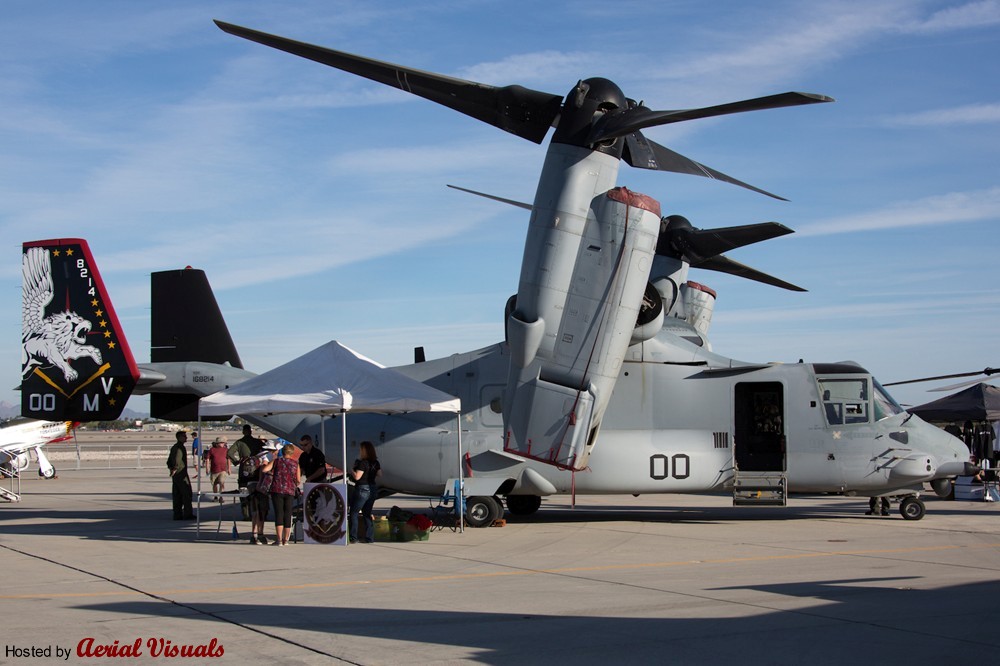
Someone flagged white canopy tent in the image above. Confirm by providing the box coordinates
[197,340,464,535]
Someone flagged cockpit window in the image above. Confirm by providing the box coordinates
[872,379,904,421]
[818,378,870,425]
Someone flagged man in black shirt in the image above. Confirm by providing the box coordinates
[298,435,327,484]
[168,431,195,520]
[229,424,265,520]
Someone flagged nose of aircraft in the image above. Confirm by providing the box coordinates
[912,416,970,478]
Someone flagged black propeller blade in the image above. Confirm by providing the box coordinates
[446,184,533,210]
[214,21,563,143]
[657,215,805,291]
[215,21,833,198]
[588,93,833,145]
[883,367,998,388]
[696,255,806,292]
[624,133,787,200]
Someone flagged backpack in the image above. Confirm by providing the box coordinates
[238,456,259,483]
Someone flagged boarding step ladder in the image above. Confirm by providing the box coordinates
[0,460,21,502]
[733,471,786,506]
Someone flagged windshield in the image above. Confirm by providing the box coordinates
[818,377,870,425]
[872,379,905,421]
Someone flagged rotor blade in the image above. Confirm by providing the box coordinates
[590,92,833,144]
[883,367,997,388]
[676,222,794,260]
[624,133,787,200]
[446,184,532,210]
[696,255,807,292]
[215,21,563,143]
[927,377,996,392]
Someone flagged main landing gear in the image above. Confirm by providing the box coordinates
[465,495,503,528]
[463,494,544,526]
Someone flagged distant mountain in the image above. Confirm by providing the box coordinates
[120,406,149,420]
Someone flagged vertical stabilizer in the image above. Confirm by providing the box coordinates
[150,268,242,420]
[21,239,139,420]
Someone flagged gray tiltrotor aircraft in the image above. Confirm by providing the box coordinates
[20,23,973,523]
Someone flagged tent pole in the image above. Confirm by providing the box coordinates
[342,410,349,544]
[457,413,464,533]
[195,415,202,539]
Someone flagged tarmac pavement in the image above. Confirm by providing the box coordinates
[1,467,999,664]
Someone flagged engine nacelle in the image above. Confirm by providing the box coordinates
[504,147,660,470]
[682,281,716,338]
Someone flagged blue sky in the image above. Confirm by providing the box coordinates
[3,0,998,412]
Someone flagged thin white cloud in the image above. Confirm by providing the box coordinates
[884,102,1000,127]
[718,291,1000,325]
[637,4,910,99]
[900,0,1000,33]
[796,187,1000,236]
[455,51,601,87]
[324,139,537,177]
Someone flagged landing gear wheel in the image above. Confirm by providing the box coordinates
[465,495,501,528]
[39,466,56,479]
[900,496,925,521]
[505,494,542,516]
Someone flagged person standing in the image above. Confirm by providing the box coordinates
[229,424,265,520]
[866,496,890,516]
[248,443,279,545]
[205,436,231,500]
[297,435,327,484]
[190,431,201,474]
[348,441,381,543]
[260,444,302,546]
[168,431,195,520]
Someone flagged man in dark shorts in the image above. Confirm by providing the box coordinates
[298,435,327,484]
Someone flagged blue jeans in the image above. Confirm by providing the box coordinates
[349,484,374,542]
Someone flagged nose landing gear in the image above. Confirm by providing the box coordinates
[899,495,925,521]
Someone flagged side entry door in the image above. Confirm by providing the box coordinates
[734,382,786,472]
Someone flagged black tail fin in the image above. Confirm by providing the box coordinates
[149,268,242,420]
[21,239,139,421]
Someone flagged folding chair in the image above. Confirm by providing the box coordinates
[429,479,465,531]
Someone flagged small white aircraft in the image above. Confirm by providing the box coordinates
[0,417,75,479]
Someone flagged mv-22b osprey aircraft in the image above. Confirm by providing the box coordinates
[20,22,973,524]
